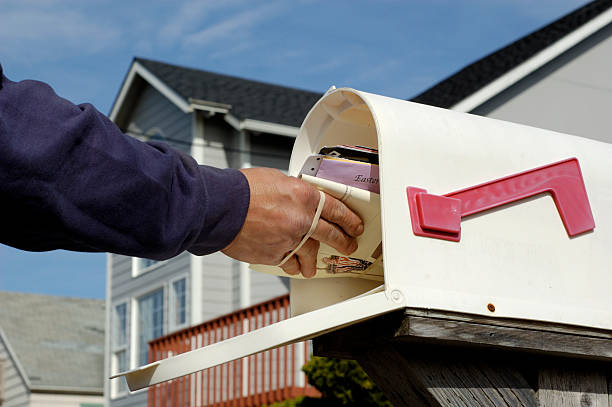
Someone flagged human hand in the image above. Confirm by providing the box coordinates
[221,168,364,278]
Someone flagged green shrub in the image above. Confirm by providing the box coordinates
[265,356,392,407]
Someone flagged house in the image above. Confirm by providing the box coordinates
[105,0,612,404]
[412,0,612,145]
[105,58,321,406]
[0,291,104,407]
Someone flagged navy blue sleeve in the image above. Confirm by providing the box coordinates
[0,65,250,260]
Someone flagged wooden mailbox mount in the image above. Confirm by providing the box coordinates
[314,309,612,407]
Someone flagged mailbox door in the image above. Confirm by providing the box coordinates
[115,290,403,391]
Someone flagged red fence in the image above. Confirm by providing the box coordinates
[147,294,319,406]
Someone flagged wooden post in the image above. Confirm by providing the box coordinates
[314,309,612,407]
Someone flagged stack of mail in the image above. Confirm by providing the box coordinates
[251,145,383,281]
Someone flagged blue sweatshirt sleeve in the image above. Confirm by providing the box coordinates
[0,65,250,259]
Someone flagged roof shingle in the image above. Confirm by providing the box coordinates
[135,58,322,127]
[411,0,612,108]
[0,291,105,391]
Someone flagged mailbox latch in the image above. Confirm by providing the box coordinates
[406,158,595,242]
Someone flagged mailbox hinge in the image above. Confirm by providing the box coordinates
[406,158,595,242]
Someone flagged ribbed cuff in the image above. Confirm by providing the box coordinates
[188,166,250,256]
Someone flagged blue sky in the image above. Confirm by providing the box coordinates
[0,0,589,299]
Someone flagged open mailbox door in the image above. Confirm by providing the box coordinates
[114,88,612,391]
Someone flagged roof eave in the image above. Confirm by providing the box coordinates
[451,6,612,113]
[111,61,300,137]
[224,113,299,137]
[109,61,192,124]
[0,326,32,389]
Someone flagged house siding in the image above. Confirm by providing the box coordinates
[201,116,235,168]
[200,252,237,321]
[250,132,293,171]
[125,84,191,153]
[472,22,612,145]
[0,331,29,407]
[110,390,147,407]
[107,70,299,406]
[250,271,289,305]
[108,253,191,407]
[29,393,103,407]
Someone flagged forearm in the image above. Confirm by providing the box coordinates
[0,67,249,259]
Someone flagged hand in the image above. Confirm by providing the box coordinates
[222,168,364,278]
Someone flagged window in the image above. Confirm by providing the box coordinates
[170,278,187,330]
[132,257,164,277]
[138,289,164,365]
[146,127,166,142]
[141,258,159,268]
[114,303,127,347]
[112,350,128,396]
[111,302,128,398]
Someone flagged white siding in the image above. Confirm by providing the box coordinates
[29,393,103,407]
[250,271,289,305]
[108,75,296,406]
[201,116,234,168]
[472,22,612,144]
[200,252,238,321]
[0,332,29,407]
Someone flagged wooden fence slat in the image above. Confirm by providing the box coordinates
[146,294,315,406]
[538,368,608,407]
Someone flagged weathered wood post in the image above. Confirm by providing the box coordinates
[314,309,612,406]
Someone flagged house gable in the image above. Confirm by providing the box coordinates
[0,292,105,395]
[0,326,30,406]
[122,82,193,154]
[412,0,612,112]
[110,60,190,129]
[110,58,322,138]
[472,21,612,143]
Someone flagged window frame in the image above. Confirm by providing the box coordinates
[113,302,128,348]
[169,274,189,332]
[131,257,168,278]
[110,349,128,399]
[110,300,129,399]
[135,287,165,367]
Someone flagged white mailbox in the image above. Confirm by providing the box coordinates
[116,88,612,391]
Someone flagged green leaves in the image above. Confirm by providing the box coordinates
[266,356,392,407]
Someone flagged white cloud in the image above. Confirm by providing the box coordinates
[209,40,257,61]
[0,5,120,62]
[158,0,247,44]
[182,2,286,48]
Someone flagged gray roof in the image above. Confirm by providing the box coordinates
[0,291,105,393]
[134,57,323,127]
[412,0,612,108]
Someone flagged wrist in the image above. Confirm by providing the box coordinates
[188,166,250,256]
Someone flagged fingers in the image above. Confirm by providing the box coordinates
[280,255,300,276]
[279,239,320,278]
[295,238,319,278]
[310,218,358,256]
[320,193,364,237]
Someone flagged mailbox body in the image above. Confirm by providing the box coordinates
[290,88,612,330]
